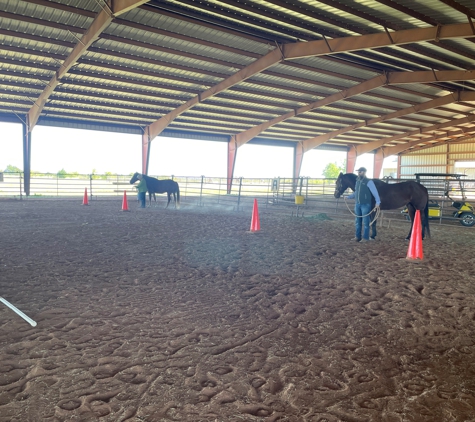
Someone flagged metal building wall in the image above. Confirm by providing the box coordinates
[399,139,475,178]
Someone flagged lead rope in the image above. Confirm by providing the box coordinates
[343,196,381,226]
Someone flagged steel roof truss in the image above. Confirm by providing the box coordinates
[146,21,475,140]
[26,0,148,130]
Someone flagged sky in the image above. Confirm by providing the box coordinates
[0,122,391,178]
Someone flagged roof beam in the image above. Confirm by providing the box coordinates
[438,0,475,19]
[4,17,468,111]
[7,5,475,100]
[351,91,475,155]
[301,90,475,154]
[381,125,475,156]
[3,63,465,130]
[283,23,475,59]
[26,0,148,130]
[402,113,475,147]
[233,70,475,148]
[233,74,386,148]
[146,21,475,140]
[146,48,282,139]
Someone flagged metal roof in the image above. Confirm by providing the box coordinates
[1,0,475,156]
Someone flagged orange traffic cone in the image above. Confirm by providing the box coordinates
[406,210,423,261]
[250,198,260,232]
[121,190,130,212]
[82,188,89,205]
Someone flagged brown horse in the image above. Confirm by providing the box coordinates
[334,173,430,240]
[130,173,180,208]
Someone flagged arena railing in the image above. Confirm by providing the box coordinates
[0,172,348,214]
[1,172,473,227]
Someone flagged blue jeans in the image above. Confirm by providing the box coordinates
[138,192,146,208]
[355,203,372,240]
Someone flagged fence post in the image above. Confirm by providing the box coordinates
[200,175,204,206]
[20,172,23,200]
[217,177,221,204]
[237,177,243,210]
[89,174,93,200]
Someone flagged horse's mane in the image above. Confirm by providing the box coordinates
[340,173,357,190]
[142,174,156,180]
[345,173,388,187]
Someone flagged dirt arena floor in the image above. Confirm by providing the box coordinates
[1,199,475,422]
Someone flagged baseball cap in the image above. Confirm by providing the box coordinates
[356,167,367,172]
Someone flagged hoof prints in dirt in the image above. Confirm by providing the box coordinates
[1,201,475,421]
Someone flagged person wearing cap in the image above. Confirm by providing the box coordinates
[136,173,148,208]
[346,167,381,242]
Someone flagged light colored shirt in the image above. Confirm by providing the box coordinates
[136,178,147,193]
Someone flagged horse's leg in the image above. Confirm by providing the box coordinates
[420,208,426,240]
[166,192,171,208]
[423,200,430,239]
[406,204,416,240]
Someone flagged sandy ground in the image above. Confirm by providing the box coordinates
[1,199,475,422]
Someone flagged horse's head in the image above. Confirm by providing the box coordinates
[129,172,140,184]
[334,172,355,198]
[334,172,345,198]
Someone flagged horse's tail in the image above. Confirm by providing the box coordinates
[424,199,431,239]
[175,182,180,207]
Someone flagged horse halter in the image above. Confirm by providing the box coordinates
[334,178,343,197]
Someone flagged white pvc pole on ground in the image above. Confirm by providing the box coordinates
[0,297,37,327]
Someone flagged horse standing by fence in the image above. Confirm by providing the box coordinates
[334,172,430,240]
[129,173,180,208]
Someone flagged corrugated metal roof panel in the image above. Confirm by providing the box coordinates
[92,38,248,74]
[112,27,247,63]
[2,36,72,57]
[372,86,442,104]
[74,63,207,91]
[393,0,471,23]
[0,63,52,79]
[247,73,335,95]
[290,56,379,81]
[411,42,475,70]
[331,0,425,29]
[5,2,93,32]
[120,7,272,55]
[386,84,451,99]
[147,2,297,43]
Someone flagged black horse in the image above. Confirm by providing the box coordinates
[129,172,180,208]
[334,172,430,240]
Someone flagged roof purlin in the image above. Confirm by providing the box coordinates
[232,70,475,149]
[25,0,148,130]
[146,22,475,142]
[304,90,475,154]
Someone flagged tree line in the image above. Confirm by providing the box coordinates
[3,161,346,179]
